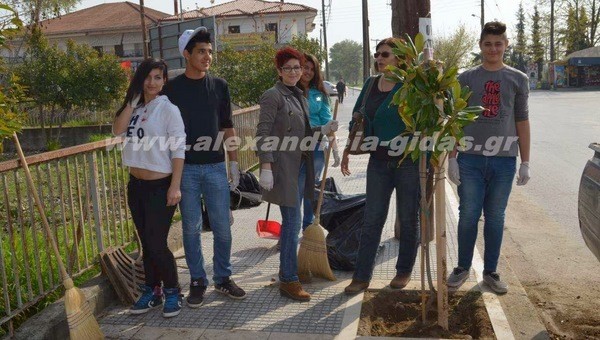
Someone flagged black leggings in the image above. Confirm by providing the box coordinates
[128,175,178,288]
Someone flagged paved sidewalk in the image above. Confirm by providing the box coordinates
[98,95,480,339]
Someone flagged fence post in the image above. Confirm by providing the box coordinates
[87,152,104,252]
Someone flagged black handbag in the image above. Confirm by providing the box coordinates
[345,75,379,155]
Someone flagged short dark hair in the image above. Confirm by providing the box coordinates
[480,21,507,43]
[374,37,406,72]
[185,30,211,54]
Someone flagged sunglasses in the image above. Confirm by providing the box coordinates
[374,51,392,58]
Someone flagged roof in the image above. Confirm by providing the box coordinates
[161,0,317,21]
[39,2,170,35]
[566,46,600,59]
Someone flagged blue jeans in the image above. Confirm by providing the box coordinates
[456,153,516,273]
[353,157,421,282]
[279,161,306,283]
[299,145,325,230]
[179,162,232,285]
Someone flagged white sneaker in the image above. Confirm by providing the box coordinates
[483,271,508,294]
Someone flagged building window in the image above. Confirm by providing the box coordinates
[265,23,278,42]
[228,25,240,34]
[114,44,124,57]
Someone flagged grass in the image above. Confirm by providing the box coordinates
[0,146,134,334]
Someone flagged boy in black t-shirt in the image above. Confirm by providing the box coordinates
[162,27,246,307]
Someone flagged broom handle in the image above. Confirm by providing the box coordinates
[12,133,73,287]
[265,202,271,222]
[314,100,339,219]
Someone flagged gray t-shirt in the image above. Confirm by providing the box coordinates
[458,65,529,157]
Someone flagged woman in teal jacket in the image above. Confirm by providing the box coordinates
[297,53,340,230]
[340,38,420,294]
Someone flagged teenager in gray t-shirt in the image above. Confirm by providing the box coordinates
[458,65,529,157]
[446,21,531,295]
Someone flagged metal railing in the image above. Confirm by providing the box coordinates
[0,138,131,331]
[0,104,260,331]
[232,105,260,171]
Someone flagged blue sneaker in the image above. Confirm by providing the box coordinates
[130,285,162,314]
[163,287,183,318]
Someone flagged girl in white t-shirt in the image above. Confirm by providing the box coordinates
[112,58,186,318]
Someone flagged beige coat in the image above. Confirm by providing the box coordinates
[256,81,315,207]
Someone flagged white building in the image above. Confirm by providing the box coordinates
[160,0,318,49]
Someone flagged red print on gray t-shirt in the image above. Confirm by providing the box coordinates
[482,80,500,118]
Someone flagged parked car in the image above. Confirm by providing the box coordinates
[578,142,600,261]
[322,81,338,97]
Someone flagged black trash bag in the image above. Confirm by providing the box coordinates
[230,171,263,210]
[317,177,384,271]
[325,208,365,270]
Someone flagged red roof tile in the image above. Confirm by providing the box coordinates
[161,0,317,21]
[40,1,170,35]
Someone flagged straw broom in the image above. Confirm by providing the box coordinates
[12,133,104,339]
[297,101,338,282]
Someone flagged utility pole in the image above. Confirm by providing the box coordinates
[480,0,485,30]
[391,0,430,38]
[174,0,178,15]
[550,0,555,61]
[139,0,149,58]
[362,0,370,80]
[322,0,330,79]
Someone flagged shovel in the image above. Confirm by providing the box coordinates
[256,202,281,239]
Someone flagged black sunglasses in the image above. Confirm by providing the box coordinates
[374,51,392,58]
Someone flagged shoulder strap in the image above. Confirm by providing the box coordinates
[361,75,380,108]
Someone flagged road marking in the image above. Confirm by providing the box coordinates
[445,180,516,340]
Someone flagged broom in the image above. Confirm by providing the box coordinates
[12,133,104,339]
[297,100,338,282]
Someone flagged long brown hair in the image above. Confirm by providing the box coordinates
[299,53,328,97]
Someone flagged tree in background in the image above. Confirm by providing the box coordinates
[288,34,325,65]
[530,5,545,80]
[561,3,591,54]
[0,3,25,140]
[7,0,79,26]
[211,35,324,106]
[15,28,127,148]
[511,1,529,72]
[212,43,277,107]
[432,24,477,71]
[329,40,362,85]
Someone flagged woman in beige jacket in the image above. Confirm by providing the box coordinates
[256,47,338,301]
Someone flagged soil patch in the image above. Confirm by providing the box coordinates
[359,289,495,339]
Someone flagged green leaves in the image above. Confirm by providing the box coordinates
[390,33,484,167]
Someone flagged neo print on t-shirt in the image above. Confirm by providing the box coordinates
[127,109,146,139]
[482,80,501,118]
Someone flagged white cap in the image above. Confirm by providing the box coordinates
[178,26,208,57]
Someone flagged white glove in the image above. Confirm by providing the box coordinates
[448,157,461,186]
[128,94,141,108]
[332,147,341,167]
[321,120,339,135]
[517,162,530,186]
[228,161,240,191]
[259,169,273,191]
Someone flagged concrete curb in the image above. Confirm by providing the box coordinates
[10,221,183,340]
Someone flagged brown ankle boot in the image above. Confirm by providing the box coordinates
[390,272,411,289]
[344,279,369,295]
[279,281,311,301]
